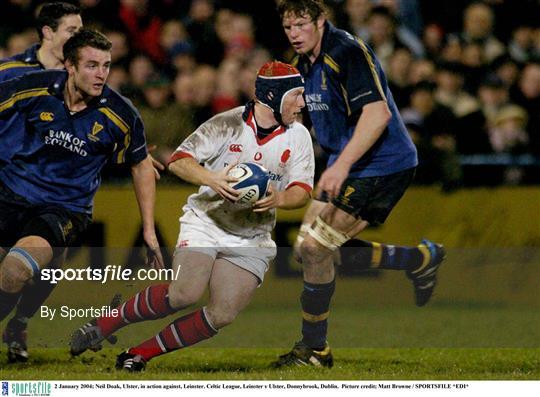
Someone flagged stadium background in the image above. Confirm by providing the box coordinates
[1,0,539,380]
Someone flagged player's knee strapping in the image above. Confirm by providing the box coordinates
[6,247,40,277]
[295,223,311,246]
[0,248,37,319]
[301,279,335,350]
[307,216,350,251]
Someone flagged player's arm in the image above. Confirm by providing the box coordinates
[168,156,239,202]
[131,155,164,269]
[317,43,391,199]
[318,101,390,198]
[253,184,310,212]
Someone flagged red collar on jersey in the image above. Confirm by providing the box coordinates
[245,105,286,145]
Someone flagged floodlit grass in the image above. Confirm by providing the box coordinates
[1,347,538,380]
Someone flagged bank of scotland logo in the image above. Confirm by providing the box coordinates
[2,382,8,396]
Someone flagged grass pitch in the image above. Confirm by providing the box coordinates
[1,347,538,380]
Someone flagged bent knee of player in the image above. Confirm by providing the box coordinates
[205,304,238,329]
[300,235,331,264]
[167,283,204,309]
[0,260,33,293]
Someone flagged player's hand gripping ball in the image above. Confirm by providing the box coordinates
[228,162,270,204]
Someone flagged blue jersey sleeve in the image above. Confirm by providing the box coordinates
[0,76,27,119]
[343,41,387,114]
[0,73,50,119]
[113,113,148,165]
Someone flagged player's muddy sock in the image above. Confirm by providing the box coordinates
[341,239,427,271]
[15,278,57,319]
[0,289,21,321]
[301,279,335,350]
[129,307,217,361]
[97,283,174,337]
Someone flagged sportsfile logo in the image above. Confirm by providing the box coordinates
[9,382,51,397]
[2,382,8,396]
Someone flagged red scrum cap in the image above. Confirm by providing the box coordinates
[255,61,304,124]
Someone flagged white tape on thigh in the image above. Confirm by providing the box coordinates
[295,223,311,246]
[307,216,349,251]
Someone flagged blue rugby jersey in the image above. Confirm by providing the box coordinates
[0,44,43,83]
[293,22,417,177]
[0,69,148,214]
[0,44,44,166]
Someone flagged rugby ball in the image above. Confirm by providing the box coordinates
[228,162,270,204]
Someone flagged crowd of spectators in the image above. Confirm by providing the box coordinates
[1,0,539,187]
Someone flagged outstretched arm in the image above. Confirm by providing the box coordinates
[131,155,164,269]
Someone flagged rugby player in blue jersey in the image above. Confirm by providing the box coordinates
[0,2,82,363]
[0,29,164,362]
[273,0,445,367]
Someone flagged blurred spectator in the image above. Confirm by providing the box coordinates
[105,30,131,68]
[402,81,461,190]
[386,0,423,38]
[508,25,538,64]
[5,30,35,57]
[366,6,412,70]
[408,58,436,85]
[511,62,540,154]
[237,47,272,103]
[477,74,509,127]
[440,35,462,63]
[461,42,486,94]
[223,14,256,63]
[138,74,195,166]
[173,72,196,108]
[107,65,129,92]
[387,47,413,108]
[183,0,224,66]
[160,20,188,51]
[121,54,155,104]
[169,42,197,76]
[191,64,217,125]
[489,104,530,184]
[454,2,505,63]
[213,58,241,113]
[435,62,480,119]
[435,62,488,155]
[491,55,520,88]
[119,0,165,64]
[489,105,529,154]
[338,0,372,41]
[422,23,445,60]
[376,0,424,56]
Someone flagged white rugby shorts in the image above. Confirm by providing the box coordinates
[176,210,276,283]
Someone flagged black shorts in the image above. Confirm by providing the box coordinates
[317,167,416,226]
[0,182,91,255]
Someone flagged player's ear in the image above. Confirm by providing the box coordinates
[64,58,75,74]
[316,16,325,30]
[42,25,54,41]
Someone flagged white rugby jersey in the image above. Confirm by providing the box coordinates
[172,104,315,237]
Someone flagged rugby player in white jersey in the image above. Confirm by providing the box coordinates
[70,61,315,371]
